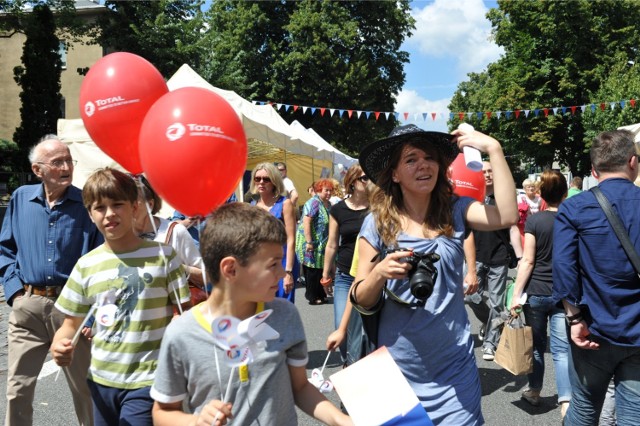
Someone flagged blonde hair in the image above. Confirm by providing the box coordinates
[249,163,287,197]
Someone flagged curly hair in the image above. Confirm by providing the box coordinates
[369,140,455,246]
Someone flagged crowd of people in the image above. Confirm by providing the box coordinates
[1,126,640,425]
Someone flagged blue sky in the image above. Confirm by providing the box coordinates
[396,0,503,132]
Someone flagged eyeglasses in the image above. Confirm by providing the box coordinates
[254,176,272,183]
[277,168,286,172]
[357,175,369,183]
[37,159,77,168]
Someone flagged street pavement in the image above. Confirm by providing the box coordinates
[0,285,563,425]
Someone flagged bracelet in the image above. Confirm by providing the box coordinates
[566,312,582,321]
[285,270,293,275]
[566,314,583,326]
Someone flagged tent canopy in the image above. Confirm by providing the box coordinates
[57,63,355,213]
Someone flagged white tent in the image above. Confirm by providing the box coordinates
[58,63,355,210]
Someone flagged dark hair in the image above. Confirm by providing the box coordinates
[83,168,138,210]
[137,176,163,215]
[539,170,567,205]
[591,130,636,175]
[571,176,582,188]
[200,203,286,283]
[343,163,363,196]
[274,162,286,170]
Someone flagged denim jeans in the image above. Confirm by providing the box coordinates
[333,271,354,361]
[523,295,572,403]
[565,336,640,426]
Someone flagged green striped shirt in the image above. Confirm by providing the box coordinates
[55,240,190,389]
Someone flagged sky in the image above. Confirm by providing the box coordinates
[395,0,503,132]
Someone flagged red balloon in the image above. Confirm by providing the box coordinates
[139,87,247,217]
[450,154,486,202]
[79,52,168,174]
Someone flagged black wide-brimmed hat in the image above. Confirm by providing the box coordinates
[359,124,460,184]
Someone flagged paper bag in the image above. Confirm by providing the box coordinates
[494,316,533,375]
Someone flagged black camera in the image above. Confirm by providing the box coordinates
[387,248,440,301]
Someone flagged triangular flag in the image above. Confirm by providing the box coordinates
[552,107,559,115]
[486,111,492,119]
[610,102,616,110]
[285,105,291,112]
[347,110,353,119]
[320,107,326,116]
[571,106,577,114]
[467,112,474,120]
[385,112,391,120]
[449,113,455,121]
[310,107,316,115]
[365,111,370,119]
[631,99,636,107]
[422,113,428,121]
[458,112,465,121]
[338,109,345,117]
[561,106,567,114]
[329,108,336,116]
[524,110,530,117]
[506,111,512,119]
[293,105,299,112]
[302,106,308,114]
[432,112,437,121]
[543,108,549,117]
[403,112,409,120]
[375,112,380,120]
[600,103,606,111]
[356,111,362,119]
[276,103,283,110]
[394,112,400,120]
[581,105,586,113]
[534,109,540,117]
[496,111,502,119]
[620,100,626,109]
[591,104,596,113]
[515,109,521,119]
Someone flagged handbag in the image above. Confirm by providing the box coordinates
[165,222,208,307]
[350,279,384,357]
[494,313,533,375]
[591,187,640,277]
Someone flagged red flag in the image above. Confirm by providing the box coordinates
[320,108,326,116]
[515,109,521,119]
[543,108,549,117]
[486,111,492,119]
[403,112,409,120]
[375,112,380,120]
[431,112,437,121]
[631,99,636,108]
[571,106,577,114]
[348,110,353,119]
[600,103,606,111]
[293,105,299,112]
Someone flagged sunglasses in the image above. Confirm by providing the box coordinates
[254,176,272,183]
[357,175,369,183]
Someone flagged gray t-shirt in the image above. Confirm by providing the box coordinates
[151,298,308,425]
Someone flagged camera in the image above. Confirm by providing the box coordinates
[386,248,440,301]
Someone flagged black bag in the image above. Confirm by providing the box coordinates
[350,279,384,356]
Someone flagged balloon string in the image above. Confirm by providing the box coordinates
[134,176,183,314]
[213,366,236,424]
[196,217,209,298]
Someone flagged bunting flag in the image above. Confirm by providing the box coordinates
[254,97,639,124]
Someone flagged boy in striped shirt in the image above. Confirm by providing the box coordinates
[51,168,190,426]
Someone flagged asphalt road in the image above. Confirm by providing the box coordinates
[0,285,563,425]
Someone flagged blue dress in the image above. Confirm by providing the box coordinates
[252,196,299,303]
[359,196,483,425]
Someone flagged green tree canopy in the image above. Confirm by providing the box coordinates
[448,0,640,178]
[202,0,414,154]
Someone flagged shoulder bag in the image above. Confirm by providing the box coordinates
[591,186,640,277]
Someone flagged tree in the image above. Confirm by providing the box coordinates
[12,4,63,171]
[92,0,207,78]
[448,0,640,178]
[202,0,414,154]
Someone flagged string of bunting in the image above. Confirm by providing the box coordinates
[253,98,638,122]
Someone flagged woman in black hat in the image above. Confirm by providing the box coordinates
[351,124,518,424]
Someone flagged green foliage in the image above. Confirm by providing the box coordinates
[92,0,207,78]
[449,0,640,178]
[12,4,63,172]
[202,0,414,155]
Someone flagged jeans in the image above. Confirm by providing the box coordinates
[565,336,640,426]
[466,261,508,350]
[88,381,154,426]
[523,295,572,403]
[333,271,354,361]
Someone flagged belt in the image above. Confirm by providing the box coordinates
[23,284,62,298]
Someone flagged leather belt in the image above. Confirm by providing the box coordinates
[23,284,62,298]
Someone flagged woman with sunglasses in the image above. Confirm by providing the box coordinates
[249,163,298,302]
[323,164,370,365]
[296,179,335,305]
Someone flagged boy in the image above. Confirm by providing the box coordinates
[150,203,352,425]
[51,168,191,425]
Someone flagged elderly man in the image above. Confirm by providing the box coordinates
[0,135,101,425]
[553,129,640,425]
[275,161,299,206]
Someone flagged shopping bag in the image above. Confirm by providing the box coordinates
[494,314,533,375]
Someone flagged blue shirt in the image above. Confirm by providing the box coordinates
[0,184,102,305]
[553,178,640,346]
